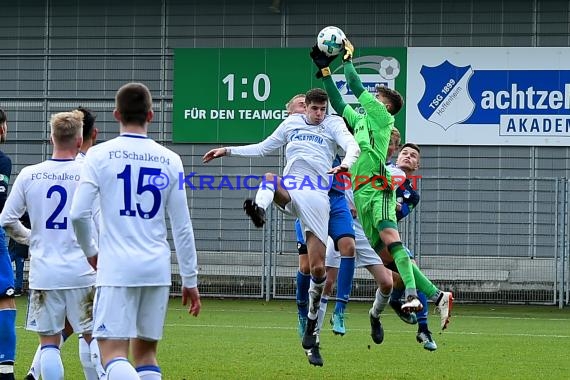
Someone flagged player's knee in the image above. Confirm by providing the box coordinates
[336,237,355,257]
[0,293,16,309]
[310,264,326,279]
[380,229,400,245]
[299,263,310,274]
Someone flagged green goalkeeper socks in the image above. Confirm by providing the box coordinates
[389,242,416,290]
[411,263,438,298]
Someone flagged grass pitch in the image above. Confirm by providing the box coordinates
[13,297,570,379]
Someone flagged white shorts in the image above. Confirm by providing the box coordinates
[26,286,95,336]
[325,218,383,268]
[280,188,330,245]
[92,286,170,341]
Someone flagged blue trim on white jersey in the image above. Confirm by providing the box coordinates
[48,158,74,162]
[120,133,148,139]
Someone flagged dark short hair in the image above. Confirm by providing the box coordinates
[76,106,96,140]
[0,108,6,123]
[402,142,420,154]
[115,82,152,126]
[375,85,404,116]
[305,88,328,105]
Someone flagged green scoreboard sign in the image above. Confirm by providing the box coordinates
[173,48,407,143]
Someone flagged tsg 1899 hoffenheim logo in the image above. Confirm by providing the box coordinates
[417,60,475,130]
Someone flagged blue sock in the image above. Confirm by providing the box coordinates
[296,271,310,318]
[416,291,429,326]
[390,288,405,303]
[0,309,16,364]
[334,257,355,314]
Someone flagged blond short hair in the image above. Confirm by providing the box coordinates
[390,127,401,145]
[286,94,305,113]
[50,110,83,143]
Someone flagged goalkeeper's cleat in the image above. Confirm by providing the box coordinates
[25,374,37,380]
[243,199,266,228]
[305,343,324,367]
[330,312,346,336]
[435,291,454,330]
[297,315,308,339]
[369,309,384,344]
[416,328,438,351]
[302,317,318,349]
[389,299,418,325]
[401,295,423,313]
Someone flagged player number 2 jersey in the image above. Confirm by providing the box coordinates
[0,159,96,290]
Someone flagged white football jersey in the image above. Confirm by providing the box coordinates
[0,159,96,290]
[70,133,198,288]
[387,161,406,188]
[228,114,359,190]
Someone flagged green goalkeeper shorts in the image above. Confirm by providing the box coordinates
[354,184,398,250]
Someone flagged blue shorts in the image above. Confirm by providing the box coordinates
[327,191,355,249]
[0,228,15,297]
[294,219,308,255]
[295,191,355,252]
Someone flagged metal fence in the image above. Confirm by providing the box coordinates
[14,176,568,306]
[160,176,570,307]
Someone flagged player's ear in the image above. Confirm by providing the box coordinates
[113,109,122,123]
[91,128,98,143]
[0,123,6,143]
[146,109,154,123]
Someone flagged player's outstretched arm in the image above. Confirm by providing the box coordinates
[202,147,228,163]
[203,123,288,164]
[310,45,348,115]
[341,39,366,99]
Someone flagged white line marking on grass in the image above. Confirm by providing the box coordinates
[163,323,570,338]
[460,315,570,321]
[172,308,570,322]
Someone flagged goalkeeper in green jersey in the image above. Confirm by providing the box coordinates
[310,41,453,330]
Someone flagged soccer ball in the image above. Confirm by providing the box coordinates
[317,26,346,57]
[379,57,401,80]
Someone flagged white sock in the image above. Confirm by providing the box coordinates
[105,358,138,380]
[307,277,325,320]
[79,337,99,380]
[89,339,106,379]
[28,344,42,378]
[29,335,65,378]
[136,365,162,380]
[371,289,391,318]
[254,183,275,209]
[40,345,64,380]
[316,296,329,333]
